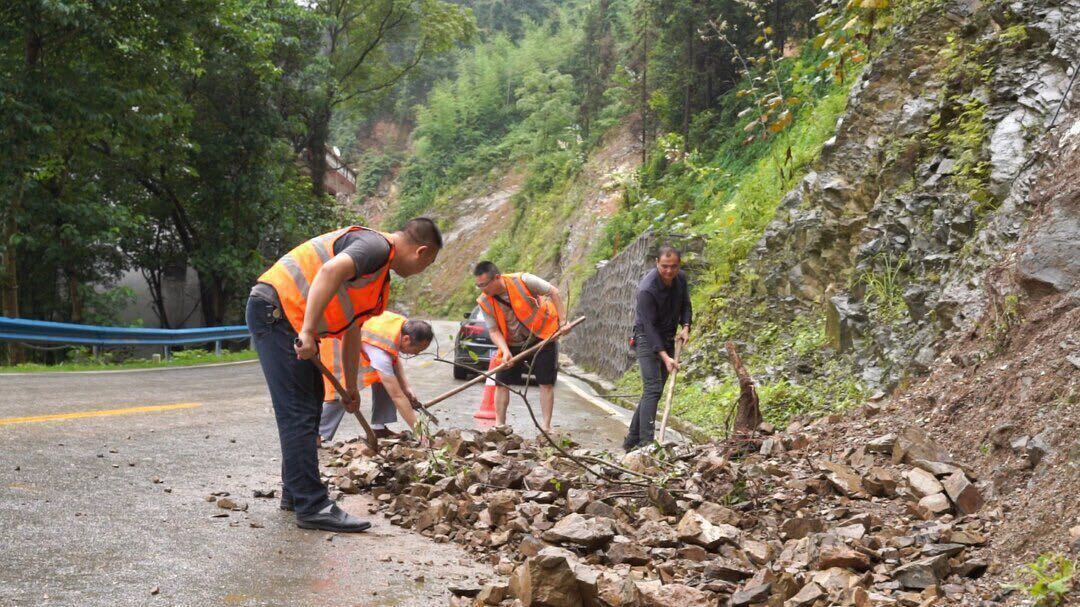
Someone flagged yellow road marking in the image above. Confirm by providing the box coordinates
[0,402,202,426]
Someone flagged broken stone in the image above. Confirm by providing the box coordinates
[636,520,678,547]
[818,545,872,571]
[1026,431,1051,466]
[477,583,509,605]
[942,472,983,514]
[785,582,825,607]
[489,461,528,488]
[904,468,944,498]
[676,510,740,550]
[566,489,593,513]
[509,555,583,607]
[704,557,754,582]
[541,514,616,549]
[893,427,953,465]
[867,434,897,453]
[780,517,824,540]
[893,555,949,589]
[646,486,679,516]
[731,583,772,607]
[635,580,713,607]
[741,539,774,566]
[863,467,899,497]
[818,459,869,498]
[918,493,952,516]
[607,542,649,566]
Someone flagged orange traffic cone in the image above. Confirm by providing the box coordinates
[473,357,498,420]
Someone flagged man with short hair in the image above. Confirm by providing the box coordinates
[473,261,568,433]
[318,312,433,442]
[246,218,442,532]
[623,245,691,451]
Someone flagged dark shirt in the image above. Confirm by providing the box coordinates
[633,268,692,354]
[250,229,392,306]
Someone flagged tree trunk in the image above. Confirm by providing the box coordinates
[640,21,649,165]
[67,272,82,324]
[774,0,786,56]
[726,341,762,433]
[197,273,226,327]
[682,13,694,150]
[306,100,333,197]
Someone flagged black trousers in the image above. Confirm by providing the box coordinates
[624,331,672,449]
[246,296,329,516]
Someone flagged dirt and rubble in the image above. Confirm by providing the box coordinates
[319,417,1025,607]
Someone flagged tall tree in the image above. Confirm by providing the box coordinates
[301,0,476,195]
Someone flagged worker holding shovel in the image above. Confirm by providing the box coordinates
[246,218,442,533]
[318,312,434,444]
[623,245,692,452]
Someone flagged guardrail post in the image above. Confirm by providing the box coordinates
[214,340,222,357]
[91,345,100,362]
[163,345,171,362]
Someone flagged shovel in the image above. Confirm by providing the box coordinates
[297,338,379,453]
[657,338,684,443]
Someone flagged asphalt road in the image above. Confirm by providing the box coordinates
[0,321,629,606]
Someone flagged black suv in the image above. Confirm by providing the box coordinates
[453,306,495,379]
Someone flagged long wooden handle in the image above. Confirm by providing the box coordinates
[425,316,586,410]
[657,339,684,443]
[308,353,380,453]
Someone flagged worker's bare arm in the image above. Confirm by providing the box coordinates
[378,373,418,430]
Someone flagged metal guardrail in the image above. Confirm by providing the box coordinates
[0,317,250,358]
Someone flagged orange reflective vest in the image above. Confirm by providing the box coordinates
[358,311,406,388]
[257,226,395,337]
[476,273,560,350]
[319,336,346,402]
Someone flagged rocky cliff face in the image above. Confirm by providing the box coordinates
[696,0,1079,394]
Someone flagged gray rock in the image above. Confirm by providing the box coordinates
[542,514,616,549]
[1027,431,1052,466]
[893,555,949,589]
[1017,195,1080,295]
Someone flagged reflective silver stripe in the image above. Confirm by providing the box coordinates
[362,330,399,355]
[311,231,357,326]
[280,254,311,299]
[507,276,541,327]
[332,339,342,379]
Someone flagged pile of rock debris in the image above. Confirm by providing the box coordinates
[323,421,997,607]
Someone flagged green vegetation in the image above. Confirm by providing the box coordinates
[1010,554,1076,606]
[0,348,257,373]
[858,253,908,324]
[1,0,473,364]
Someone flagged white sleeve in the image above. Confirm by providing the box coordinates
[361,343,395,376]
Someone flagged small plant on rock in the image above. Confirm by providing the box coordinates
[1009,554,1076,606]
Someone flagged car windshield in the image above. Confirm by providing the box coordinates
[469,307,484,322]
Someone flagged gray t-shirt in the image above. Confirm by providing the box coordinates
[251,229,392,307]
[483,273,554,346]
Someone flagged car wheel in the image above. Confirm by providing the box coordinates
[453,364,469,380]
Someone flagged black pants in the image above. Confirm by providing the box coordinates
[495,340,559,386]
[246,296,329,516]
[624,331,672,449]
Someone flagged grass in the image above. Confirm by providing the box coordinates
[0,348,257,373]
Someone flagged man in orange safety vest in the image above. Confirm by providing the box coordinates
[246,218,441,533]
[473,260,570,433]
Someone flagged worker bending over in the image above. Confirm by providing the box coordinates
[318,312,433,443]
[246,218,442,533]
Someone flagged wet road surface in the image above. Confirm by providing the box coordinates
[0,321,628,606]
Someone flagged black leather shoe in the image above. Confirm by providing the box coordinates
[280,495,294,511]
[296,504,372,533]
